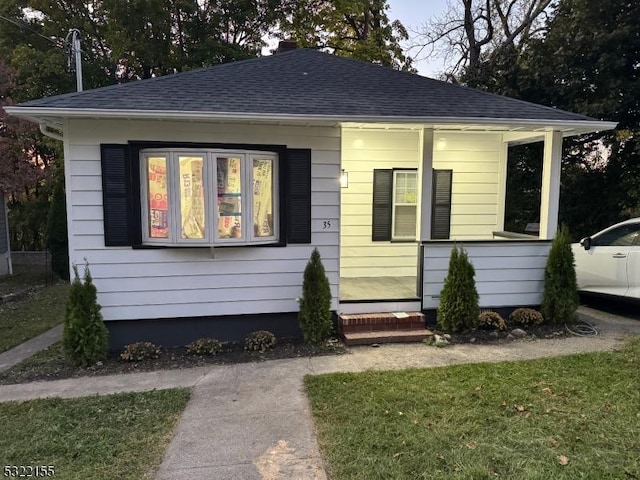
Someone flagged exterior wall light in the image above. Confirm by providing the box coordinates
[340,169,349,188]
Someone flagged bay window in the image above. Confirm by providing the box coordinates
[140,149,278,246]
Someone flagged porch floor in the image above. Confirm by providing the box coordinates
[340,276,418,301]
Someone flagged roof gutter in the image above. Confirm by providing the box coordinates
[4,106,618,133]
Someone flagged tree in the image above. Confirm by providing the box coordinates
[541,224,578,324]
[46,171,69,280]
[298,248,332,343]
[437,245,479,332]
[282,0,413,70]
[63,262,109,367]
[413,0,551,85]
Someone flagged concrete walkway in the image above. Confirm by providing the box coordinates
[0,308,638,479]
[0,324,62,372]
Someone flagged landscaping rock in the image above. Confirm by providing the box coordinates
[511,328,528,338]
[469,337,476,343]
[489,331,500,338]
[507,334,515,340]
[434,334,449,347]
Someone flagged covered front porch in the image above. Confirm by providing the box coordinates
[338,123,567,311]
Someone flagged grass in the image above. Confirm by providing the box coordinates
[0,264,55,296]
[0,388,190,479]
[0,282,69,353]
[305,337,640,480]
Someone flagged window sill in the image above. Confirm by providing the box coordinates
[132,241,285,249]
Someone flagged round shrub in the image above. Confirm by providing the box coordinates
[478,311,507,330]
[186,338,223,356]
[509,308,544,327]
[245,330,276,353]
[120,341,161,362]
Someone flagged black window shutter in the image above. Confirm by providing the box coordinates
[372,169,392,241]
[431,169,453,240]
[101,144,132,246]
[286,149,312,244]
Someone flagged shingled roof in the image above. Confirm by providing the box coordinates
[16,48,600,124]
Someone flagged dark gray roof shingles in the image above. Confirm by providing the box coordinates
[19,49,597,123]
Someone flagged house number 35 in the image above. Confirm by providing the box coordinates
[323,221,331,229]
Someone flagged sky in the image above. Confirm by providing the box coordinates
[386,0,451,77]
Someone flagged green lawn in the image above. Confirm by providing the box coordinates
[306,337,640,480]
[0,282,69,353]
[0,388,190,479]
[0,264,55,296]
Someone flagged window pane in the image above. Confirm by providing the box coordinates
[395,171,417,204]
[253,158,274,237]
[147,156,169,238]
[179,156,206,239]
[394,205,417,238]
[217,157,243,239]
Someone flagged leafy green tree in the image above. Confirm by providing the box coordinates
[437,245,479,332]
[541,224,578,324]
[46,170,69,280]
[298,248,332,343]
[63,262,109,367]
[282,0,412,70]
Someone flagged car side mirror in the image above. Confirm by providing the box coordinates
[580,237,592,250]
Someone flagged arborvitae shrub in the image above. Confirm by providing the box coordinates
[437,245,480,332]
[63,262,109,367]
[298,248,332,343]
[541,224,579,325]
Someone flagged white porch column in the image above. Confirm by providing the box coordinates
[419,128,434,241]
[539,130,563,239]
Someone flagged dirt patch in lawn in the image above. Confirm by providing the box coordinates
[0,339,347,385]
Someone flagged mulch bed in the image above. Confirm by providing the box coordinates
[429,323,569,345]
[0,324,571,385]
[0,339,347,385]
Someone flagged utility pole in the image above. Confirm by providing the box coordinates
[65,29,83,92]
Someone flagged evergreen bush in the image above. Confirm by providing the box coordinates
[298,248,333,343]
[437,245,480,332]
[46,174,69,280]
[541,224,579,325]
[63,262,109,367]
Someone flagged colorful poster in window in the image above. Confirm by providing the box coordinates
[147,157,168,238]
[253,158,273,237]
[179,156,206,239]
[217,157,242,239]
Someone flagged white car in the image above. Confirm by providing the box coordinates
[571,218,640,298]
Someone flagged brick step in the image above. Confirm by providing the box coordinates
[339,312,425,334]
[343,329,433,346]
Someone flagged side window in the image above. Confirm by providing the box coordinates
[592,224,640,247]
[392,170,418,240]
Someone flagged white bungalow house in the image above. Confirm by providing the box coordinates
[6,46,616,347]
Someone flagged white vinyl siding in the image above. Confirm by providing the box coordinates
[341,128,420,278]
[422,241,552,309]
[433,133,503,239]
[65,119,340,321]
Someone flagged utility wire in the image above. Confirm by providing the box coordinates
[0,14,63,49]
